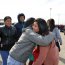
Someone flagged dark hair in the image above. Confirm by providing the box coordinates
[35,18,49,35]
[25,17,35,27]
[4,16,12,22]
[47,18,55,31]
[17,13,25,21]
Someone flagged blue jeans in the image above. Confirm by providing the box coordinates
[0,51,9,65]
[7,55,24,65]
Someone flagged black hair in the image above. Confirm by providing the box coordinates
[25,17,35,28]
[47,18,55,31]
[17,13,25,22]
[4,16,12,22]
[35,18,49,35]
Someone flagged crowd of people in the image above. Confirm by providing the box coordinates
[0,13,62,65]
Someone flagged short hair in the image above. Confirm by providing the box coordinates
[4,16,12,22]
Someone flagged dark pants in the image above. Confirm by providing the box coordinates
[56,42,60,52]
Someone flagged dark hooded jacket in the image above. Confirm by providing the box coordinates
[14,16,25,40]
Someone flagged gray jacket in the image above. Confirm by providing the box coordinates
[53,27,62,45]
[9,28,54,63]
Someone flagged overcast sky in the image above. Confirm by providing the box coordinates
[0,0,65,25]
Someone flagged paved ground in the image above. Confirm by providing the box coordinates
[59,32,65,65]
[0,32,65,65]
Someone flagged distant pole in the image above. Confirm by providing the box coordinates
[58,14,60,25]
[50,8,52,18]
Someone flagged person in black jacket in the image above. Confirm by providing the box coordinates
[0,16,17,65]
[14,13,25,40]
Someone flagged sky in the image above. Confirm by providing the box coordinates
[0,0,65,25]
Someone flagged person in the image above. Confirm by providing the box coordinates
[47,18,62,52]
[7,17,55,65]
[64,25,65,35]
[24,17,35,65]
[32,18,59,65]
[0,16,17,65]
[14,13,25,40]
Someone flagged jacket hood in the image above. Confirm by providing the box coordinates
[17,13,25,23]
[22,26,32,33]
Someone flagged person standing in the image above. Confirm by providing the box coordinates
[14,13,25,40]
[32,18,59,65]
[47,18,62,52]
[0,16,17,65]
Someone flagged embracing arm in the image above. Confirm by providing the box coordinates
[26,29,55,46]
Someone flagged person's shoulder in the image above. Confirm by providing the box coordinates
[24,27,33,34]
[54,27,59,31]
[14,22,19,26]
[55,27,58,29]
[25,27,32,31]
[49,32,55,37]
[0,26,5,32]
[11,25,16,30]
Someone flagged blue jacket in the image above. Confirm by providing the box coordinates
[14,22,25,40]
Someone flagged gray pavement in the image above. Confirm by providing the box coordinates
[0,33,65,65]
[59,33,65,65]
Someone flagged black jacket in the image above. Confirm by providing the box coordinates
[0,26,17,51]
